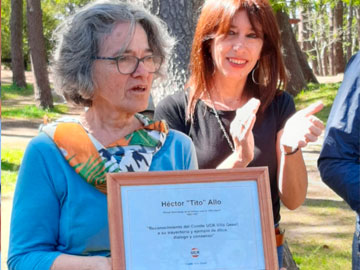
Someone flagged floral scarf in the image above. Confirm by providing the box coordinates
[41,114,168,194]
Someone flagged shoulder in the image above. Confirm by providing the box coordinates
[23,133,65,166]
[261,91,295,130]
[345,52,360,73]
[264,91,295,115]
[154,91,190,133]
[273,91,296,115]
[166,129,193,147]
[273,91,294,105]
[161,129,195,155]
[153,129,198,170]
[155,91,187,113]
[27,132,58,153]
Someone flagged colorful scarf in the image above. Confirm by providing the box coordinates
[41,114,169,194]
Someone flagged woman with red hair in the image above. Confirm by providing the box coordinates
[155,0,324,267]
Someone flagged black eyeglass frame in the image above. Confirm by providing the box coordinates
[94,55,163,75]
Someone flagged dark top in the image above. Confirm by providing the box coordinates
[318,52,360,214]
[154,90,296,223]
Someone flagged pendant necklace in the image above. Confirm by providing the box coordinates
[206,90,235,152]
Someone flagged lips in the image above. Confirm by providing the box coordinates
[129,85,147,92]
[227,57,247,65]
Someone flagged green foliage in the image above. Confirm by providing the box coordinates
[1,0,91,63]
[1,148,24,195]
[1,0,12,64]
[2,104,68,120]
[342,0,360,5]
[270,0,288,12]
[40,0,92,59]
[1,83,34,100]
[294,82,340,125]
[291,240,351,270]
[2,83,69,119]
[1,0,30,68]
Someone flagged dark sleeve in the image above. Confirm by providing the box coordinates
[275,91,296,131]
[318,53,360,213]
[154,91,190,134]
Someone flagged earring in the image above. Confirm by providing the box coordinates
[251,61,259,85]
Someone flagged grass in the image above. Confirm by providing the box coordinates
[291,240,351,270]
[1,83,34,100]
[1,148,24,195]
[1,83,69,119]
[1,83,67,195]
[2,104,68,119]
[281,198,355,270]
[294,82,340,125]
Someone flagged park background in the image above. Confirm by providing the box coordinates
[1,0,359,269]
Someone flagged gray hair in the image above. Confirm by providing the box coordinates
[51,0,175,107]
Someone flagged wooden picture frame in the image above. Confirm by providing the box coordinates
[107,167,278,270]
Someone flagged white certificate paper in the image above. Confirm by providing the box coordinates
[120,181,265,270]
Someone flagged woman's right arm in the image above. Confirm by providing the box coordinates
[8,137,63,269]
[8,136,111,270]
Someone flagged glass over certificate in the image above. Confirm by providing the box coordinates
[107,168,278,270]
[122,182,264,270]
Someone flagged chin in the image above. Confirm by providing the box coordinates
[133,102,149,115]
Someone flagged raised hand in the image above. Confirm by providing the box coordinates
[230,98,260,166]
[280,101,325,151]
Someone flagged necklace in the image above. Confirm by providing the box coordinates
[206,91,235,152]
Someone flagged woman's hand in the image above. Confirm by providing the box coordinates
[51,254,112,270]
[229,98,260,167]
[280,101,325,151]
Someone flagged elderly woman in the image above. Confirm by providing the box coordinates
[8,1,197,269]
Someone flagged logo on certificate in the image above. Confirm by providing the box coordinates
[191,248,200,258]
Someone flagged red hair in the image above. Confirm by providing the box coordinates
[187,0,286,118]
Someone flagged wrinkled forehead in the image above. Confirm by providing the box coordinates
[98,21,135,56]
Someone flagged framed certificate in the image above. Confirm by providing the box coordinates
[107,167,278,270]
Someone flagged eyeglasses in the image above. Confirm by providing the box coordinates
[94,54,163,75]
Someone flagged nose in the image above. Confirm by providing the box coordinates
[131,61,149,77]
[233,44,243,51]
[233,36,246,51]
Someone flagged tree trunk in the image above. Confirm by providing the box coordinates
[289,0,298,35]
[283,241,299,270]
[346,2,353,62]
[304,8,319,75]
[357,7,360,49]
[10,0,27,87]
[276,11,318,96]
[298,3,309,52]
[333,0,345,74]
[329,7,335,75]
[309,40,319,75]
[315,42,324,76]
[135,0,201,104]
[320,11,329,76]
[26,0,53,109]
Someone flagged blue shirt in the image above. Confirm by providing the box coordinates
[8,130,198,270]
[318,52,360,214]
